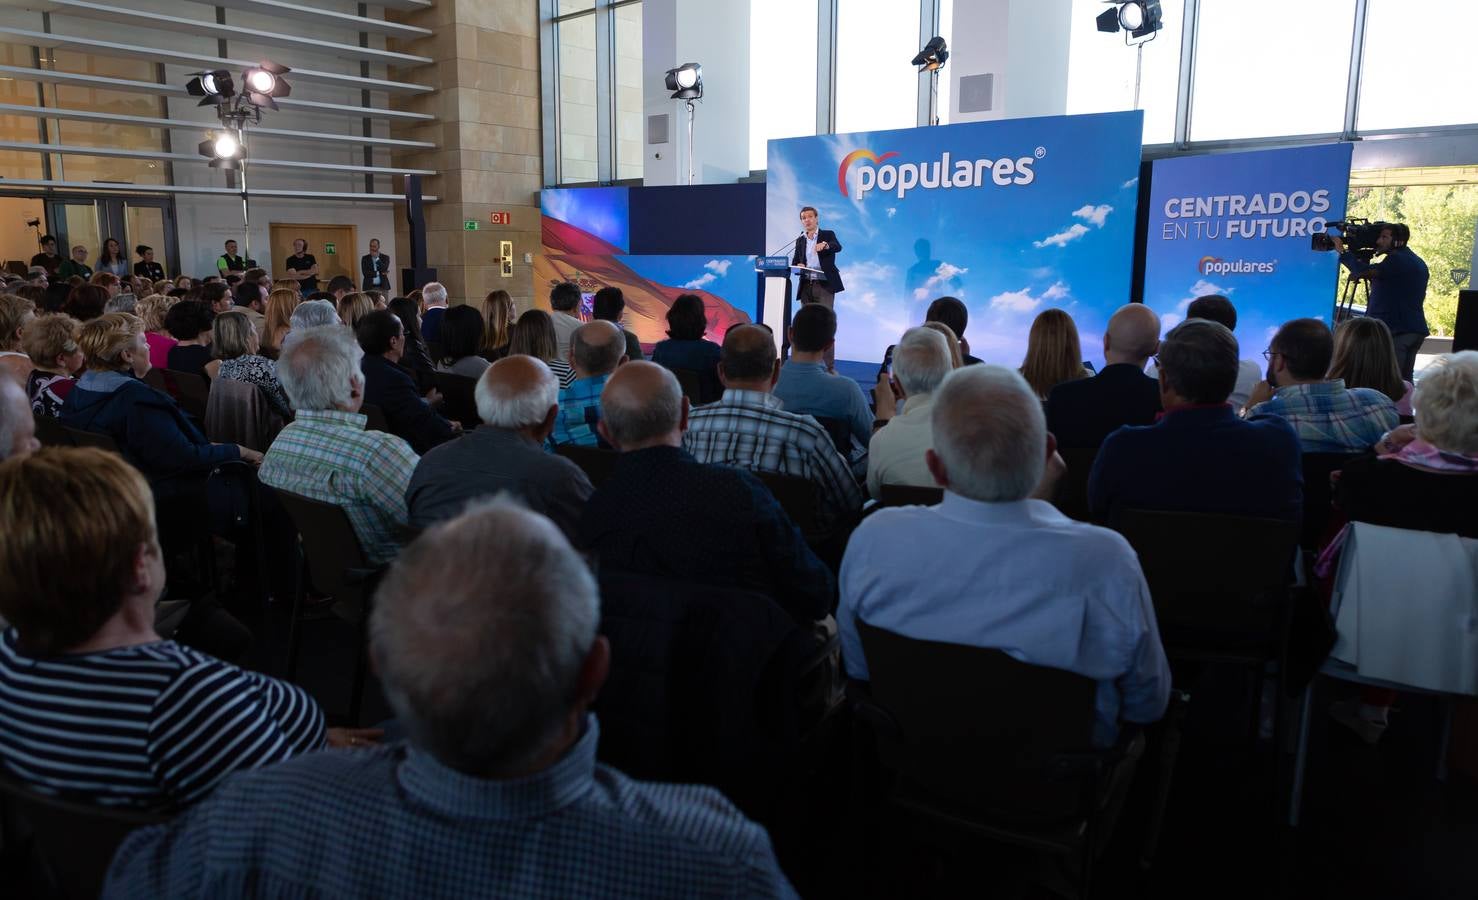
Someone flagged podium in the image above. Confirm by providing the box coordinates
[755,256,821,358]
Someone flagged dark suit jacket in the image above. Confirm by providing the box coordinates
[791,229,845,293]
[1046,363,1163,449]
[360,253,391,292]
[360,353,455,455]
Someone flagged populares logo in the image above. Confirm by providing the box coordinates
[838,146,1042,201]
[1198,256,1276,276]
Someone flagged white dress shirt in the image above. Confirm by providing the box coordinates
[865,393,936,500]
[803,232,821,274]
[839,493,1171,746]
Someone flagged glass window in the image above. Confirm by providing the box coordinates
[558,0,594,15]
[1358,1,1478,132]
[0,197,46,272]
[0,43,44,180]
[1190,0,1354,141]
[749,0,818,170]
[613,3,643,181]
[1065,0,1183,144]
[557,12,599,184]
[834,0,921,135]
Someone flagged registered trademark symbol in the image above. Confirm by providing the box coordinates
[1035,146,1046,159]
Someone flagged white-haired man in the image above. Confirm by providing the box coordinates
[288,298,339,332]
[838,365,1170,747]
[259,326,419,565]
[405,355,592,538]
[418,281,449,344]
[106,500,798,899]
[865,326,952,499]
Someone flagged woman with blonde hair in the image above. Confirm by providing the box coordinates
[1019,308,1089,401]
[1329,316,1412,416]
[152,278,172,296]
[921,320,964,369]
[135,293,180,371]
[21,313,82,416]
[0,293,36,385]
[213,310,292,419]
[337,291,375,329]
[261,287,300,357]
[480,289,516,360]
[508,308,575,387]
[173,274,194,292]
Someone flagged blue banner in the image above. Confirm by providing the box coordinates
[765,112,1144,370]
[1143,143,1353,353]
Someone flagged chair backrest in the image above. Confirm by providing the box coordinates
[430,370,480,430]
[360,402,390,433]
[1301,452,1362,551]
[63,423,120,452]
[553,444,619,487]
[275,490,373,607]
[671,367,702,404]
[0,773,169,900]
[877,483,943,507]
[857,622,1097,821]
[812,415,853,455]
[33,413,72,448]
[755,470,821,535]
[1051,446,1099,522]
[204,377,284,452]
[149,368,209,421]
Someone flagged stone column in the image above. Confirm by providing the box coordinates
[388,0,543,310]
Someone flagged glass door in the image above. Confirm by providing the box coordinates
[45,195,178,279]
[44,199,102,274]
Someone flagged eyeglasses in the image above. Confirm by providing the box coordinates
[1261,349,1280,362]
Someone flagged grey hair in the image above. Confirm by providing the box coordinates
[475,356,557,428]
[277,325,363,412]
[571,320,624,375]
[603,365,683,447]
[422,282,448,307]
[290,299,339,331]
[1158,318,1239,404]
[892,326,952,397]
[211,310,254,360]
[0,378,28,461]
[104,293,137,315]
[930,365,1045,502]
[1414,350,1478,456]
[370,498,599,775]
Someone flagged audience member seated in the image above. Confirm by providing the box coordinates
[685,324,862,529]
[337,291,375,329]
[651,293,723,403]
[1088,319,1302,525]
[261,326,419,565]
[213,310,292,420]
[921,320,964,368]
[593,286,644,361]
[1249,318,1398,453]
[1329,316,1413,417]
[866,326,952,499]
[774,304,873,453]
[582,362,833,622]
[62,283,108,322]
[0,377,38,460]
[200,281,231,317]
[551,320,626,447]
[479,289,516,361]
[433,304,491,379]
[1146,295,1261,412]
[326,275,355,306]
[549,280,584,359]
[388,296,435,383]
[417,281,449,343]
[356,309,459,455]
[164,299,217,381]
[22,312,82,417]
[136,293,179,370]
[229,280,267,332]
[289,298,339,332]
[1022,308,1092,402]
[106,500,795,898]
[261,287,299,356]
[839,365,1170,747]
[509,308,576,387]
[924,296,982,365]
[0,447,331,810]
[1047,303,1162,449]
[406,355,591,537]
[0,292,36,384]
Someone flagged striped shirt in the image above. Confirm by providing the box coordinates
[684,389,863,527]
[1249,379,1398,454]
[258,408,419,565]
[0,630,325,811]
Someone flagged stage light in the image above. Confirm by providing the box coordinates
[911,36,949,72]
[186,70,234,106]
[1095,6,1120,32]
[199,132,242,170]
[1095,1,1163,40]
[664,63,702,100]
[1119,3,1144,30]
[242,61,292,109]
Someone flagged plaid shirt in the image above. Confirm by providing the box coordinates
[685,389,863,525]
[551,373,609,447]
[1250,379,1398,454]
[104,717,798,899]
[259,409,419,564]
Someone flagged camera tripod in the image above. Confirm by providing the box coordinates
[1336,266,1372,322]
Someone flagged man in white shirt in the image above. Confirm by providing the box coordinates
[839,364,1170,747]
[549,281,584,360]
[866,326,951,499]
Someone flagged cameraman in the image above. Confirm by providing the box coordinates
[1331,222,1429,381]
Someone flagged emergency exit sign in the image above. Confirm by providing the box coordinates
[490,211,511,225]
[323,242,336,254]
[463,220,479,231]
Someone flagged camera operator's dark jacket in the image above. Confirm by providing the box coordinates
[1340,246,1429,336]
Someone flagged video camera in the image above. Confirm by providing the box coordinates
[1312,218,1389,255]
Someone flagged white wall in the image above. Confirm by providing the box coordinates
[642,0,750,185]
[950,0,1072,123]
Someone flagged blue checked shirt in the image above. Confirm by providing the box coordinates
[259,409,420,565]
[104,716,799,899]
[684,389,863,527]
[551,373,610,447]
[1249,379,1398,454]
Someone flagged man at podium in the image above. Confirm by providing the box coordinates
[791,205,845,368]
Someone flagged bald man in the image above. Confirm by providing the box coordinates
[1046,302,1164,449]
[552,320,628,447]
[405,355,592,537]
[581,362,833,622]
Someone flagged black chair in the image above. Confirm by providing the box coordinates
[276,490,384,726]
[360,402,390,433]
[34,413,121,453]
[554,444,619,488]
[755,470,822,536]
[877,483,943,507]
[430,370,479,431]
[1300,452,1361,551]
[812,415,853,456]
[854,622,1141,899]
[1052,446,1099,522]
[145,368,209,422]
[0,774,170,900]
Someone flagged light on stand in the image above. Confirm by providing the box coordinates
[664,63,703,185]
[1093,2,1164,110]
[911,36,949,126]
